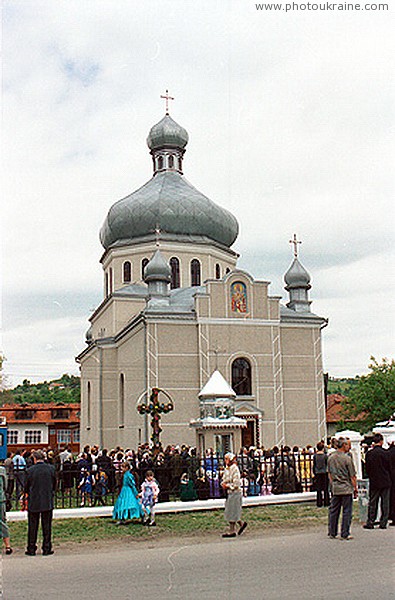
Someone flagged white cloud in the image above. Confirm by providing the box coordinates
[1,0,393,384]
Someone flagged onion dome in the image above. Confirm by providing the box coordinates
[147,115,189,150]
[143,249,171,283]
[284,258,311,289]
[100,113,239,250]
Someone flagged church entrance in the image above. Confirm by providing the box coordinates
[241,419,256,448]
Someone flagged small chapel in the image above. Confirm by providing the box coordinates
[76,95,328,451]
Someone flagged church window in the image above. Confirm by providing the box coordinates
[191,259,201,287]
[87,382,91,429]
[141,258,149,279]
[109,268,113,293]
[170,257,180,289]
[119,373,125,427]
[157,156,164,170]
[123,261,131,283]
[215,263,221,279]
[226,267,231,274]
[168,155,174,169]
[105,272,109,297]
[232,358,252,396]
[178,157,182,171]
[231,281,248,313]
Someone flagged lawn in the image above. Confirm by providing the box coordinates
[8,503,328,550]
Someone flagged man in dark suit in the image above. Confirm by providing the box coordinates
[24,450,56,556]
[363,433,391,530]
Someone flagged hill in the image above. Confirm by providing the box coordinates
[0,374,80,405]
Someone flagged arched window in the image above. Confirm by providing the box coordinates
[170,257,180,289]
[123,261,131,283]
[215,263,221,280]
[141,258,149,280]
[157,156,164,170]
[119,373,125,427]
[105,272,109,297]
[191,259,201,287]
[87,381,91,429]
[109,267,113,293]
[231,358,252,396]
[168,155,174,169]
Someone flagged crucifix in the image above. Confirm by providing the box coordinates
[209,344,223,370]
[137,387,174,447]
[289,233,302,258]
[154,224,161,247]
[160,89,174,115]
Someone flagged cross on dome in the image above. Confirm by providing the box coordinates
[160,89,174,115]
[289,233,302,258]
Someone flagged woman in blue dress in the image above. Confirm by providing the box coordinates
[113,462,143,523]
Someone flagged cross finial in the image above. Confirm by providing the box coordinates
[154,224,161,247]
[160,89,174,115]
[289,233,302,258]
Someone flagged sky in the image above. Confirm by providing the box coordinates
[1,0,394,387]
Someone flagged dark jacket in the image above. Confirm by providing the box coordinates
[365,445,391,489]
[25,462,56,512]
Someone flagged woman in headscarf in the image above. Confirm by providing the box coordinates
[221,452,247,538]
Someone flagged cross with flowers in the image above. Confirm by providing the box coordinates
[137,387,174,446]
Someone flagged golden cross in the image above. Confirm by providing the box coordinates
[289,233,302,258]
[160,89,174,114]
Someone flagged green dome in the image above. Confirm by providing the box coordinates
[147,114,189,150]
[100,171,239,249]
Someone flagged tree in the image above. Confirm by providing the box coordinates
[341,357,395,433]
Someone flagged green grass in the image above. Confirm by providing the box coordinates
[8,503,328,550]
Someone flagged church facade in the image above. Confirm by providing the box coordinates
[76,106,328,451]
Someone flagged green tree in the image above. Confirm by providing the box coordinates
[341,357,395,433]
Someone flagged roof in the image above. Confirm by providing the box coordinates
[99,170,239,250]
[0,403,80,425]
[199,370,236,399]
[326,394,361,423]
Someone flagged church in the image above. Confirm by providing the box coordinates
[76,97,328,452]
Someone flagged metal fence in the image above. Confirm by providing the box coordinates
[5,450,316,512]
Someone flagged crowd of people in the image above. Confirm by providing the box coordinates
[2,442,326,510]
[1,434,394,555]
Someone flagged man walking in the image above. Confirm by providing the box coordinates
[24,450,56,556]
[363,433,391,530]
[327,437,358,540]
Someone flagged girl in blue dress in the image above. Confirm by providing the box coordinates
[113,462,143,523]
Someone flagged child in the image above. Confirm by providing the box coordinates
[93,469,108,506]
[78,468,94,507]
[140,470,159,526]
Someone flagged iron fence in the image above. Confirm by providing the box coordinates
[5,450,316,512]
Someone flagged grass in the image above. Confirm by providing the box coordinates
[7,503,328,550]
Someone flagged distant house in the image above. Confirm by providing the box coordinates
[0,403,80,453]
[326,394,362,437]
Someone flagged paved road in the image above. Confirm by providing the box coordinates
[2,527,394,600]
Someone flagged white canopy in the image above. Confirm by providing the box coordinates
[199,370,236,399]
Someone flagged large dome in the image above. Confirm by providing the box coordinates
[100,171,239,249]
[100,114,239,250]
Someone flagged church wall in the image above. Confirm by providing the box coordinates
[115,326,147,449]
[279,325,324,445]
[102,241,237,293]
[114,298,145,333]
[80,352,100,447]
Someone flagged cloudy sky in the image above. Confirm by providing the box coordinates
[1,0,394,386]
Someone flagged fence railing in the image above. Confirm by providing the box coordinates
[5,451,316,512]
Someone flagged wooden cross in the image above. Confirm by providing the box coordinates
[160,89,174,114]
[289,233,302,258]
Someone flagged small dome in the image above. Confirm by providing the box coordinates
[85,326,93,344]
[144,249,171,283]
[147,114,189,150]
[284,258,311,288]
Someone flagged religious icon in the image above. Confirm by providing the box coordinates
[231,281,248,313]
